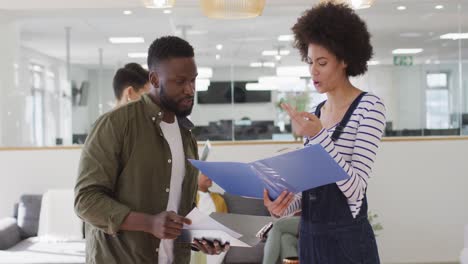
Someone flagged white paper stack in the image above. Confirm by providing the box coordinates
[179,208,273,247]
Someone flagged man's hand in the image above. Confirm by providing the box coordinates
[148,211,191,240]
[192,239,230,255]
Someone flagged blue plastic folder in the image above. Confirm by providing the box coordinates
[189,144,350,199]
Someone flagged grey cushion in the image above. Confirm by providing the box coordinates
[13,203,18,218]
[0,217,21,250]
[222,194,269,263]
[224,242,265,264]
[223,193,269,216]
[17,194,42,238]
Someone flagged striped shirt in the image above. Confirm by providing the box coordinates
[283,93,386,218]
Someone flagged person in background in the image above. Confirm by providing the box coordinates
[264,3,385,263]
[191,173,228,264]
[75,36,229,264]
[123,62,149,80]
[262,215,300,264]
[197,173,228,215]
[113,63,150,107]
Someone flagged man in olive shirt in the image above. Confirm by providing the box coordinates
[75,36,228,264]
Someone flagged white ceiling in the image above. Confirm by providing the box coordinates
[2,0,468,69]
[0,0,148,9]
[0,0,327,9]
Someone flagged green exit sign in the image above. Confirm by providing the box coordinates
[394,55,413,66]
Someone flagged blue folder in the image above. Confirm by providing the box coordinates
[189,144,350,199]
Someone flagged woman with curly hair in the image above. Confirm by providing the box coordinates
[263,2,385,263]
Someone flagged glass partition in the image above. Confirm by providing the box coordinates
[0,0,467,146]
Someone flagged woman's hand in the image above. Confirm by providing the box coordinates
[281,103,323,137]
[263,189,295,217]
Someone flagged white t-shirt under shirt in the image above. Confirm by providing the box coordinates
[158,117,185,264]
[197,191,216,215]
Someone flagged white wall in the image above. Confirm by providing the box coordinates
[0,139,467,263]
[0,148,81,218]
[369,139,468,263]
[206,140,468,263]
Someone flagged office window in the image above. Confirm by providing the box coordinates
[197,81,271,104]
[426,72,450,129]
[30,64,45,146]
[426,73,448,88]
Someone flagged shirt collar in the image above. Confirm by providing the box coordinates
[141,94,194,130]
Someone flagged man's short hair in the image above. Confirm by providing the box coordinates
[124,62,149,81]
[147,36,195,70]
[113,67,148,100]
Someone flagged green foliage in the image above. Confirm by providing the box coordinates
[368,211,383,236]
[276,92,310,112]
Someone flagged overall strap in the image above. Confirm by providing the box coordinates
[314,92,367,141]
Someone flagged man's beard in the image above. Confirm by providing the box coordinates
[159,84,194,118]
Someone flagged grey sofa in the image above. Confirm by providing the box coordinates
[0,194,42,250]
[0,193,270,264]
[0,193,86,264]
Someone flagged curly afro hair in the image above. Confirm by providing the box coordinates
[292,2,373,77]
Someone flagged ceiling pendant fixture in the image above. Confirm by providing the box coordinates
[200,0,266,19]
[143,0,175,9]
[319,0,375,9]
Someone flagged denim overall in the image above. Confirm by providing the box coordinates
[299,92,380,263]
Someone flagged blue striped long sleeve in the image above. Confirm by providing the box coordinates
[282,94,386,218]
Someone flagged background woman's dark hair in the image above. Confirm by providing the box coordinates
[124,62,149,81]
[113,66,148,100]
[292,2,373,76]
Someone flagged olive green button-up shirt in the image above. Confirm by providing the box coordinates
[74,94,199,264]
